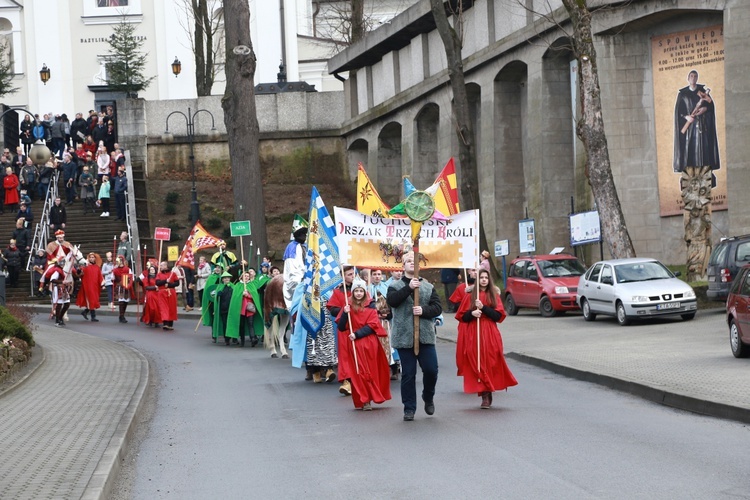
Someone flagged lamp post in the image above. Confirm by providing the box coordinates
[162,108,220,226]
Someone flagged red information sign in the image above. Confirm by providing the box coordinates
[154,227,172,241]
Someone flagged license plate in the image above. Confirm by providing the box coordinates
[657,302,680,310]
[708,276,715,282]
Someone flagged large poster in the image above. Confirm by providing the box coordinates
[651,26,727,216]
[333,207,479,270]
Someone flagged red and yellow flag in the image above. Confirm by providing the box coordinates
[176,221,222,269]
[356,163,391,217]
[433,158,460,216]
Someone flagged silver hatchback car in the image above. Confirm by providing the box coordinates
[576,258,698,326]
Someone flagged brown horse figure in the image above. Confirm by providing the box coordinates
[263,275,290,359]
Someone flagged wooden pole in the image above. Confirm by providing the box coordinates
[341,266,359,374]
[475,268,481,373]
[412,238,421,355]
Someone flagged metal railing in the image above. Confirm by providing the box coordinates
[26,170,60,270]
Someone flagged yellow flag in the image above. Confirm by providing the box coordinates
[356,163,391,217]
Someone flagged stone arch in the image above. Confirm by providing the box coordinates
[377,122,402,204]
[494,60,528,254]
[536,37,576,251]
[414,103,439,186]
[347,138,369,182]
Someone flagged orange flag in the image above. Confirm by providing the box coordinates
[433,158,460,215]
[356,163,391,217]
[176,221,222,269]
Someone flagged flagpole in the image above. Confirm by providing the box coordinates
[412,237,421,356]
[341,265,359,374]
[476,267,481,373]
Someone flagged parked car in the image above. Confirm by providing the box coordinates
[504,254,586,317]
[707,234,750,302]
[726,264,750,358]
[576,258,697,326]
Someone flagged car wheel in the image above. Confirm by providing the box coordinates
[730,320,750,358]
[681,312,696,321]
[616,301,630,326]
[581,298,596,322]
[505,294,518,316]
[539,296,558,317]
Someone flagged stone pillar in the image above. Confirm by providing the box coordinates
[116,98,147,172]
[724,2,750,235]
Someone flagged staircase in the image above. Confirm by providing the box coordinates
[1,175,128,304]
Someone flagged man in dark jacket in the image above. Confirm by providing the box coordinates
[70,113,88,147]
[11,218,31,262]
[3,239,23,287]
[113,167,128,221]
[49,196,67,230]
[62,153,77,204]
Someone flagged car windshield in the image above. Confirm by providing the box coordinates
[538,258,586,278]
[614,261,674,283]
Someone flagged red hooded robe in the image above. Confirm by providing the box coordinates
[455,289,518,394]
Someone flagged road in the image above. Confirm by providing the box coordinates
[66,311,750,500]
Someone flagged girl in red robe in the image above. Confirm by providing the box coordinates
[138,264,164,327]
[335,278,392,411]
[455,269,518,409]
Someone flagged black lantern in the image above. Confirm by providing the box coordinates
[39,64,51,85]
[171,57,181,77]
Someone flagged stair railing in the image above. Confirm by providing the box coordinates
[25,170,60,296]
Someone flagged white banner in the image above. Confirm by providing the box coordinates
[333,207,479,270]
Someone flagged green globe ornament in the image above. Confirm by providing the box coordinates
[404,190,435,222]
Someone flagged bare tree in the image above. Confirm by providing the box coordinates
[428,0,491,259]
[177,0,224,96]
[559,0,635,259]
[221,0,267,256]
[315,0,414,52]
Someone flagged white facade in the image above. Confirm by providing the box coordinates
[0,0,415,115]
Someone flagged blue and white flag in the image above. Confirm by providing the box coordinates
[300,187,342,337]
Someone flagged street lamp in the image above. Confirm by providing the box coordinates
[39,64,51,85]
[162,108,220,226]
[171,57,181,77]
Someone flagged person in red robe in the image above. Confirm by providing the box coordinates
[335,278,392,410]
[327,265,355,395]
[455,268,518,409]
[112,255,133,323]
[449,268,477,306]
[156,261,180,330]
[75,253,104,321]
[138,264,164,327]
[3,166,20,211]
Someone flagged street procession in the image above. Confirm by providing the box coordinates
[36,159,518,420]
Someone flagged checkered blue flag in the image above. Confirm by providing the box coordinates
[300,187,342,336]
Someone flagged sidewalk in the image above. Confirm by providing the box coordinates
[0,322,148,500]
[437,307,750,424]
[1,305,748,499]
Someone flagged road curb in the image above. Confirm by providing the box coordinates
[81,342,151,500]
[505,352,750,425]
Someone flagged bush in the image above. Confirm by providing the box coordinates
[164,203,176,215]
[0,305,35,346]
[165,191,180,204]
[206,217,223,230]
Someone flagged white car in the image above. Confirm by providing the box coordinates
[576,258,698,326]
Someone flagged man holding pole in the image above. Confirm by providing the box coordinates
[387,251,442,422]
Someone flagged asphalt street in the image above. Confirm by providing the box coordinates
[60,310,750,500]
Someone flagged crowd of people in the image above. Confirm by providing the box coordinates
[0,107,133,291]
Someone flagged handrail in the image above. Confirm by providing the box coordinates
[25,170,59,271]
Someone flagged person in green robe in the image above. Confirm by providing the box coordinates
[201,264,224,330]
[212,271,234,345]
[226,270,268,347]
